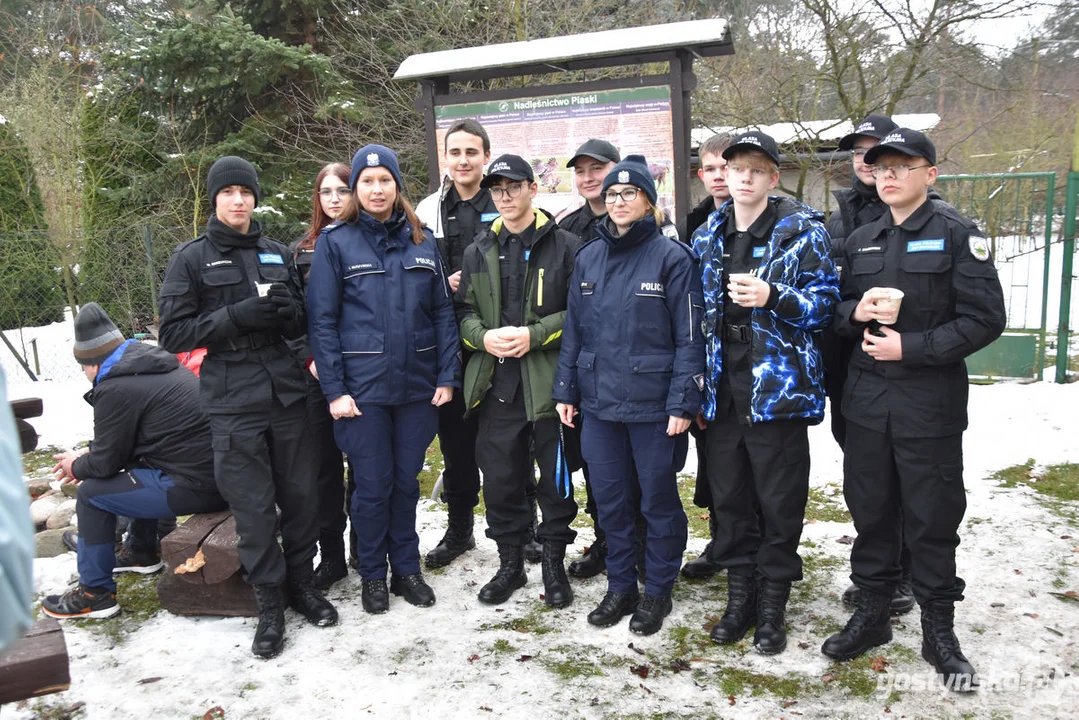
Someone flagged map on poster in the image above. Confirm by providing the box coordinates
[434,85,675,217]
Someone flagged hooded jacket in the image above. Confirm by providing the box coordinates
[307,211,461,405]
[71,341,216,490]
[456,209,579,420]
[692,196,840,424]
[553,216,705,423]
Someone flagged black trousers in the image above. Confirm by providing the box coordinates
[437,388,481,514]
[306,388,348,542]
[689,422,712,510]
[210,397,319,586]
[706,400,810,583]
[844,421,966,605]
[475,391,577,545]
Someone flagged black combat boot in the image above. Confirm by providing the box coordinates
[568,537,607,578]
[541,541,573,609]
[312,532,348,591]
[361,578,390,614]
[753,579,791,655]
[843,570,915,616]
[629,593,673,636]
[587,591,640,627]
[523,502,543,564]
[822,587,892,661]
[252,584,286,659]
[681,540,721,579]
[921,601,978,692]
[424,506,476,569]
[390,572,436,607]
[288,565,339,627]
[478,544,527,605]
[710,572,758,644]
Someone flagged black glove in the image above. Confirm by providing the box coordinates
[266,283,297,321]
[228,295,279,330]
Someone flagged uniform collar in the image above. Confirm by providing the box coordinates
[596,215,658,250]
[724,201,776,243]
[447,183,492,212]
[866,195,935,238]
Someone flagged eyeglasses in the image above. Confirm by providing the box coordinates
[490,183,527,200]
[852,149,870,158]
[319,188,352,198]
[604,187,639,204]
[870,164,930,179]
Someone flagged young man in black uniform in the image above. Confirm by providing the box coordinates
[822,130,1006,691]
[416,119,501,569]
[826,114,916,616]
[158,157,337,659]
[681,132,731,580]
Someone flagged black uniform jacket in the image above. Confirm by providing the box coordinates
[832,199,1006,438]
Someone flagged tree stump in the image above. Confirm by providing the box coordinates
[157,511,258,617]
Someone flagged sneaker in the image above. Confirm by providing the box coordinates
[41,584,120,619]
[113,546,164,575]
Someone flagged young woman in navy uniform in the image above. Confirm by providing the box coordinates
[307,145,460,614]
[554,155,705,636]
[823,129,1005,692]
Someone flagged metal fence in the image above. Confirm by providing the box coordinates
[0,223,306,385]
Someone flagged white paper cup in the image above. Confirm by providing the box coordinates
[874,288,904,325]
[255,282,273,298]
[728,272,757,285]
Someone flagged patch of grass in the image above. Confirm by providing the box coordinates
[417,438,444,504]
[676,473,712,540]
[667,622,713,658]
[22,444,64,477]
[824,654,884,698]
[491,638,516,654]
[77,572,162,645]
[805,485,852,523]
[23,700,86,720]
[478,603,557,635]
[994,460,1079,523]
[712,665,812,698]
[541,654,606,680]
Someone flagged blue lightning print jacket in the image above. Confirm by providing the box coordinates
[691,196,839,424]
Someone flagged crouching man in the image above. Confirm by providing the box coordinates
[43,303,228,619]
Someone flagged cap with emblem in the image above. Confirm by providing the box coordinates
[837,113,899,151]
[601,154,657,204]
[863,128,936,166]
[480,154,535,188]
[350,144,404,191]
[73,302,125,366]
[722,131,781,167]
[207,156,260,208]
[566,139,621,168]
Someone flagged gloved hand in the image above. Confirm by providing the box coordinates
[266,283,297,321]
[228,295,279,330]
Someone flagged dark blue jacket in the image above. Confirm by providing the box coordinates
[553,216,705,423]
[306,211,461,405]
[691,196,839,424]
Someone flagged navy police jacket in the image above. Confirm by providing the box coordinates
[691,197,840,424]
[306,211,461,405]
[553,216,705,423]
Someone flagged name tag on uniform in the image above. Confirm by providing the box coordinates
[752,246,766,258]
[481,212,500,223]
[906,239,945,253]
[259,253,284,264]
[524,249,531,262]
[412,256,436,268]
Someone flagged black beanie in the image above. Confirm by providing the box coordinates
[73,302,125,366]
[207,156,260,208]
[602,154,658,205]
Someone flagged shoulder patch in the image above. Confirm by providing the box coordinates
[969,235,991,262]
[660,223,680,241]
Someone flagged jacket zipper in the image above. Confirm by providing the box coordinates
[537,268,544,307]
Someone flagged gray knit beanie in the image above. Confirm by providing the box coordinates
[73,303,124,366]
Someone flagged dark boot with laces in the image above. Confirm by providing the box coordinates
[541,541,573,609]
[710,572,757,644]
[523,502,543,564]
[843,569,915,615]
[312,533,348,591]
[361,577,389,614]
[390,572,436,607]
[478,543,527,605]
[587,591,639,627]
[424,507,476,569]
[252,584,286,658]
[629,593,673,636]
[568,537,607,579]
[921,601,978,692]
[753,579,791,655]
[288,565,338,627]
[822,586,892,661]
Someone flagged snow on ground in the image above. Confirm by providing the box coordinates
[9,381,1079,720]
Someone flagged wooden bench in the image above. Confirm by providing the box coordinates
[0,618,71,705]
[156,511,259,617]
[10,397,42,454]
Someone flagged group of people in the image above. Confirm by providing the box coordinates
[38,113,1006,692]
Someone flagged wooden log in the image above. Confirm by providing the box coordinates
[156,570,258,617]
[200,513,243,585]
[10,397,43,419]
[160,511,232,585]
[0,618,71,704]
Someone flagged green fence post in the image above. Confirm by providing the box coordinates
[1057,171,1078,383]
[1039,174,1055,378]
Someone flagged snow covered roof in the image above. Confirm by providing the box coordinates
[691,113,941,149]
[394,19,732,83]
